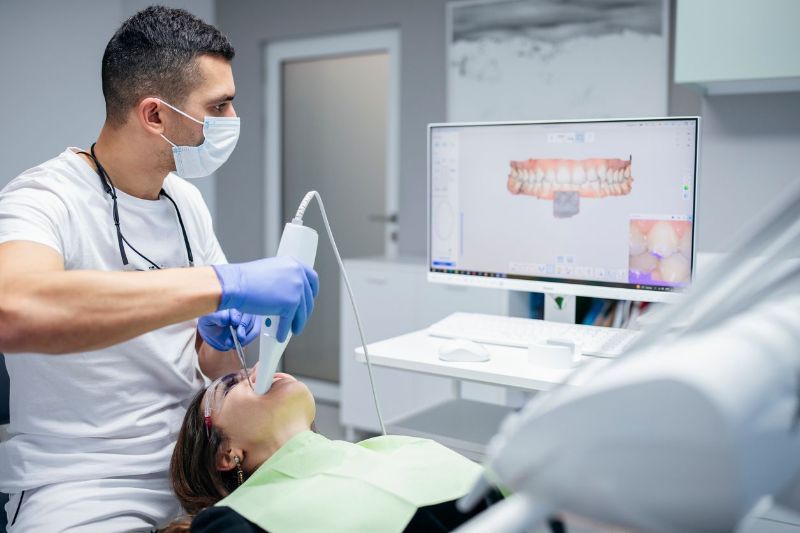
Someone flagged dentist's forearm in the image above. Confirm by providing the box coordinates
[0,267,222,354]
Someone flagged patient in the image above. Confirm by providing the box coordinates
[166,369,505,532]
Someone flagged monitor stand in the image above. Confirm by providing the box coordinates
[544,293,576,324]
[502,293,577,408]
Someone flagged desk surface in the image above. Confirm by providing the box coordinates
[356,329,607,391]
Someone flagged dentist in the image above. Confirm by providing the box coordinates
[0,7,318,531]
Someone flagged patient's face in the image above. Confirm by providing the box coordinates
[206,371,316,454]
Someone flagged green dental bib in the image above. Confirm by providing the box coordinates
[216,431,483,533]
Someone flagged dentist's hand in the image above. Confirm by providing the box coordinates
[212,256,319,342]
[197,309,260,351]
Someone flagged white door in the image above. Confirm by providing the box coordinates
[265,30,400,385]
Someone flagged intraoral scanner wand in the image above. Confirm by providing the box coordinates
[255,191,386,435]
[255,221,318,395]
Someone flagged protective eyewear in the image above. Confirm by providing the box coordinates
[203,369,252,436]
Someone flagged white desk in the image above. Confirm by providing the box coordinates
[355,329,607,460]
[355,328,605,392]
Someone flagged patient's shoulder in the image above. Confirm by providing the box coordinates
[191,506,266,533]
[356,434,430,452]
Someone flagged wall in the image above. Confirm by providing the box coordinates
[0,0,218,219]
[694,92,800,253]
[0,0,118,187]
[216,0,798,261]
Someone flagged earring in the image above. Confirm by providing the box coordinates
[234,455,244,486]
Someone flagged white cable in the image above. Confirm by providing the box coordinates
[292,192,315,225]
[294,191,387,435]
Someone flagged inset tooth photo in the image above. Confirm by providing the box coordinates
[628,218,692,286]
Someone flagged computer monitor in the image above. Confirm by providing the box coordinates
[428,117,700,303]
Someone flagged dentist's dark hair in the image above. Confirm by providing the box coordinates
[101,5,234,127]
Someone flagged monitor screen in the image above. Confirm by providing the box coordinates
[428,117,700,303]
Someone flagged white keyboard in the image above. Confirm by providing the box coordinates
[428,312,641,357]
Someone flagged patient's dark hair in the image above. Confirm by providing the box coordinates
[102,6,235,126]
[166,380,317,531]
[168,387,241,528]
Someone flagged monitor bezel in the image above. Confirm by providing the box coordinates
[427,116,701,304]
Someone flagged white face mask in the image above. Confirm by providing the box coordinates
[158,98,240,179]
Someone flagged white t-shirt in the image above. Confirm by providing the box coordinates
[0,148,227,492]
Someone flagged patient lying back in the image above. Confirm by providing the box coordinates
[167,370,498,532]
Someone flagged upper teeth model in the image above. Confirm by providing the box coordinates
[506,157,634,218]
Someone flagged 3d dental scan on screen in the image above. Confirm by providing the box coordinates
[428,118,699,300]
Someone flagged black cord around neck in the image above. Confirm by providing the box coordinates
[81,143,194,270]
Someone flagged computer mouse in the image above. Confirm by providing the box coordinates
[437,338,491,362]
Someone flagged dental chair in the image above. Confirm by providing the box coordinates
[455,183,800,532]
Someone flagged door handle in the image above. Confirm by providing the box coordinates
[367,213,398,224]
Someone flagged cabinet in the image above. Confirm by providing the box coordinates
[339,257,527,435]
[675,0,800,94]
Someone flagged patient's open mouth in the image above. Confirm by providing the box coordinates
[272,372,295,384]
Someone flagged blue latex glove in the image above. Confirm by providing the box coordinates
[212,256,319,342]
[197,309,260,351]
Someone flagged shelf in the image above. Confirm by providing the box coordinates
[387,398,515,461]
[681,77,800,96]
